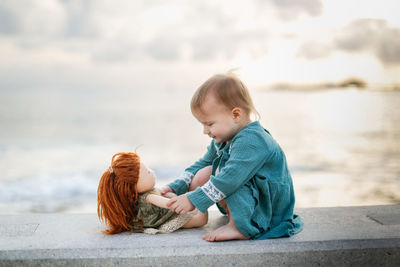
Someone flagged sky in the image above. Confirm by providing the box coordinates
[0,0,399,91]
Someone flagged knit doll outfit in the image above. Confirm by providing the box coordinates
[132,188,193,234]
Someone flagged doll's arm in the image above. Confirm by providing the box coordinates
[163,192,178,198]
[145,194,171,209]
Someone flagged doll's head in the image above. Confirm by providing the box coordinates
[97,152,156,234]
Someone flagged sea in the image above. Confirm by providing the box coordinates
[0,86,399,214]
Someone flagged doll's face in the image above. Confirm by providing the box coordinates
[136,162,156,193]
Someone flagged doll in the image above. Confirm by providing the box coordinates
[97,152,208,235]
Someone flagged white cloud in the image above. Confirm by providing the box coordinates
[296,41,332,60]
[269,0,323,20]
[334,19,400,65]
[0,7,17,34]
[296,18,400,66]
[334,19,387,51]
[375,28,400,66]
[0,0,316,63]
[0,0,399,86]
[1,0,66,38]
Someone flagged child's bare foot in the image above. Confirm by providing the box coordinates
[202,223,248,242]
[203,200,248,242]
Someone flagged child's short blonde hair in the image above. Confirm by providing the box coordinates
[191,72,259,119]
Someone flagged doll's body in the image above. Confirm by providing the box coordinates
[132,188,196,234]
[97,152,208,235]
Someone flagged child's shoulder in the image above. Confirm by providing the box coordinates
[231,121,283,156]
[231,121,283,158]
[234,121,273,145]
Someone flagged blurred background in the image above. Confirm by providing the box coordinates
[0,0,399,214]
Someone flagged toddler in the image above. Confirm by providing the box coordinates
[162,72,303,241]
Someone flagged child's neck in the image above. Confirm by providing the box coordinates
[227,117,252,144]
[239,115,252,129]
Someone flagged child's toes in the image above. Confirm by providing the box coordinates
[203,232,217,242]
[202,233,211,242]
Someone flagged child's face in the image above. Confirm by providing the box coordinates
[137,162,156,193]
[193,94,241,144]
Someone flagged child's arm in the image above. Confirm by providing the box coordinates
[167,140,217,195]
[160,185,174,195]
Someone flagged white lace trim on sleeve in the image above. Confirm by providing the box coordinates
[178,171,194,186]
[201,180,226,203]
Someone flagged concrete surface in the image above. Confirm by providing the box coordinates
[0,205,399,266]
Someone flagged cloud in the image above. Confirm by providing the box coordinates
[375,28,400,65]
[296,18,400,66]
[87,1,271,63]
[296,41,332,60]
[270,0,323,20]
[334,19,387,51]
[0,8,18,34]
[334,19,400,65]
[190,30,269,61]
[145,36,182,61]
[1,0,66,38]
[91,41,143,63]
[63,0,98,38]
[0,0,320,65]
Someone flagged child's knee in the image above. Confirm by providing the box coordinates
[195,166,212,181]
[184,211,208,228]
[189,166,212,191]
[200,211,208,226]
[197,211,208,227]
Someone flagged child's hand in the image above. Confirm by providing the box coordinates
[167,194,195,214]
[160,185,173,195]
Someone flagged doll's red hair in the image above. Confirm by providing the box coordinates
[97,152,143,234]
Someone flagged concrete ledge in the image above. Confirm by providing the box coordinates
[1,205,399,266]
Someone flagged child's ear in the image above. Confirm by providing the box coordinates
[231,107,242,121]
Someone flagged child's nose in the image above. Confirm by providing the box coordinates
[203,126,209,135]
